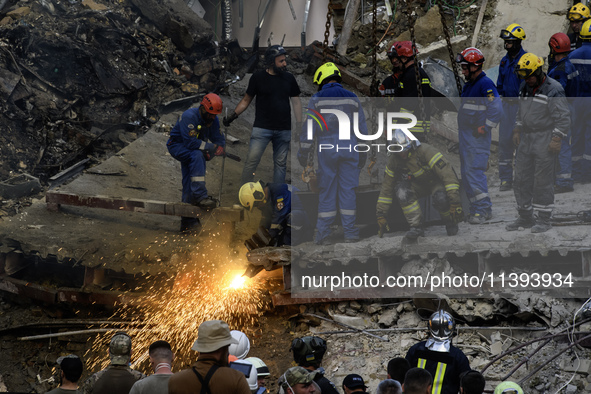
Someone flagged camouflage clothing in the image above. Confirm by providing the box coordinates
[82,365,144,394]
[376,143,460,227]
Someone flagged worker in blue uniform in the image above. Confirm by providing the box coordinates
[548,32,579,193]
[405,311,470,394]
[298,62,367,244]
[497,23,527,191]
[568,19,591,184]
[167,93,226,232]
[456,47,502,224]
[238,181,311,246]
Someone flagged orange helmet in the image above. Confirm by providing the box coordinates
[456,47,485,67]
[201,93,223,115]
[392,41,417,58]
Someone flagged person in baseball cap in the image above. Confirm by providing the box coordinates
[342,374,369,394]
[47,354,83,394]
[110,331,132,365]
[277,366,317,394]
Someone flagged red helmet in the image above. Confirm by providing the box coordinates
[456,47,485,67]
[387,41,401,59]
[200,93,223,115]
[393,41,417,58]
[548,32,571,54]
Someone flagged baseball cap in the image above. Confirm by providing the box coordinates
[191,320,239,353]
[343,374,367,390]
[278,366,317,388]
[110,332,132,365]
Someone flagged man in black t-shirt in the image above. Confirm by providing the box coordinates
[224,45,302,185]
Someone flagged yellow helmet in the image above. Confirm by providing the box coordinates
[238,182,265,211]
[580,19,591,40]
[313,62,341,85]
[514,53,544,79]
[500,23,526,40]
[568,3,591,21]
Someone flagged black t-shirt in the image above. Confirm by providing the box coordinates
[246,70,301,130]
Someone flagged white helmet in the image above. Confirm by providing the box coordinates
[393,129,420,152]
[229,330,251,359]
[245,356,270,377]
[232,359,258,391]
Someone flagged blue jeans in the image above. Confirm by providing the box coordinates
[241,127,291,184]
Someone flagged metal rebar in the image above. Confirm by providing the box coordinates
[302,313,389,341]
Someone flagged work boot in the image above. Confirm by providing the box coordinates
[506,214,534,231]
[554,184,574,194]
[467,212,492,224]
[445,223,459,236]
[196,196,218,210]
[404,227,424,240]
[531,213,552,233]
[499,181,513,191]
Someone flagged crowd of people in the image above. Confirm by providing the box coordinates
[47,312,529,394]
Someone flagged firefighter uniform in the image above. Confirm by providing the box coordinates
[299,82,367,243]
[376,143,460,228]
[548,56,579,190]
[497,47,526,187]
[405,341,470,394]
[457,72,502,218]
[262,183,310,246]
[378,72,402,97]
[395,65,432,141]
[167,106,225,229]
[514,76,570,222]
[568,42,591,183]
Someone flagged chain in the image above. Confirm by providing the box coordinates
[405,2,428,137]
[323,0,334,62]
[370,0,379,97]
[438,3,463,95]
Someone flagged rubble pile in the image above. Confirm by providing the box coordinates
[0,0,226,183]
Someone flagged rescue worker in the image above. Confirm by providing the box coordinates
[48,355,83,394]
[167,93,226,233]
[298,62,367,244]
[129,340,174,394]
[567,3,590,51]
[82,332,145,394]
[378,42,404,97]
[239,181,311,246]
[391,41,432,142]
[229,330,250,360]
[456,47,502,224]
[497,23,527,191]
[375,130,463,241]
[507,53,570,233]
[277,366,317,394]
[224,45,302,185]
[405,311,470,394]
[548,33,579,193]
[168,320,251,394]
[290,336,339,394]
[568,19,591,184]
[493,381,523,394]
[244,357,270,394]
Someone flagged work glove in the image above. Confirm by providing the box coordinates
[472,125,488,138]
[377,216,389,238]
[223,111,238,127]
[548,135,562,154]
[512,126,521,147]
[358,151,367,169]
[202,142,216,161]
[214,145,225,156]
[449,202,464,224]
